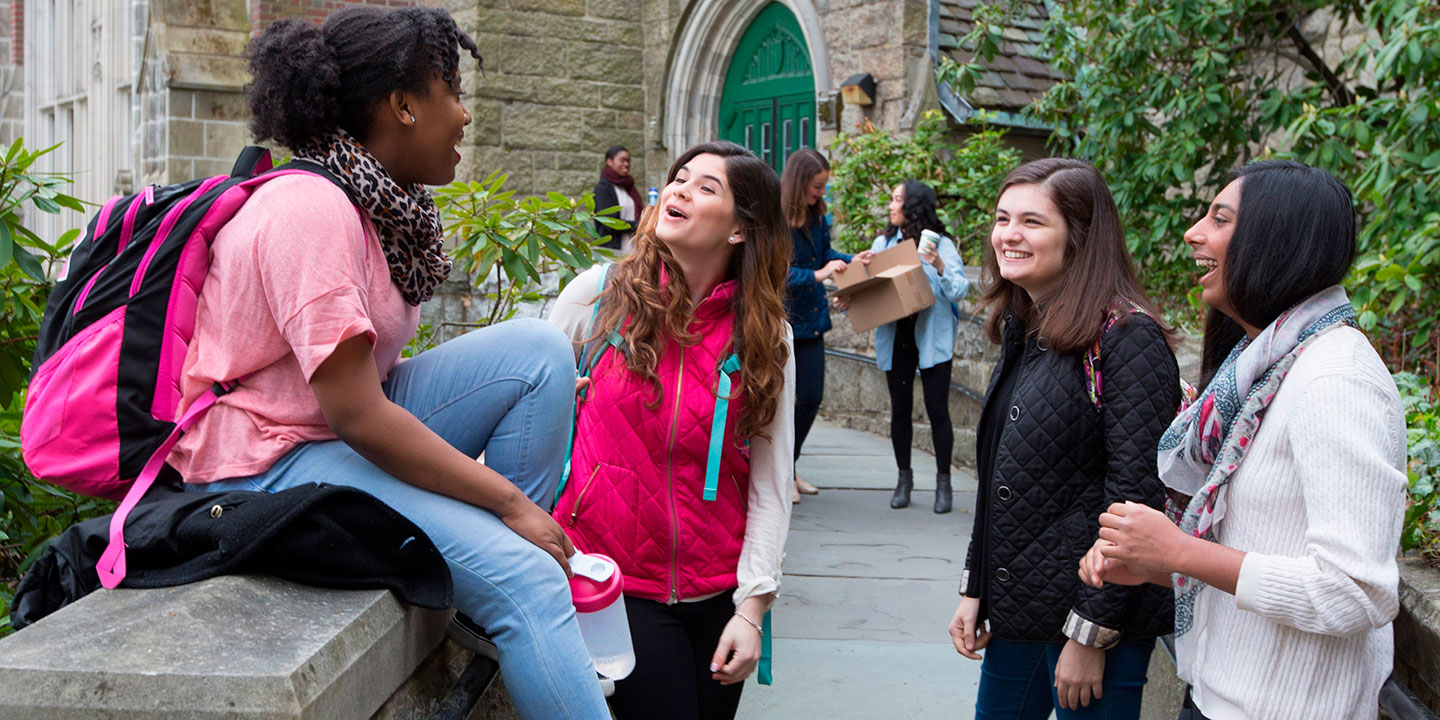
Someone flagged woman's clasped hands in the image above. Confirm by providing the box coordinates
[1078,501,1185,589]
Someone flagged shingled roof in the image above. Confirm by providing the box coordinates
[936,0,1063,114]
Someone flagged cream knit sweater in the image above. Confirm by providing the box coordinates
[1184,327,1407,720]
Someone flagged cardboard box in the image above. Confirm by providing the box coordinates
[830,239,935,333]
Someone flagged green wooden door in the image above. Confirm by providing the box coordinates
[719,3,816,175]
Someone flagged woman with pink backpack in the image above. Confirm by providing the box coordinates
[548,140,796,720]
[163,8,610,719]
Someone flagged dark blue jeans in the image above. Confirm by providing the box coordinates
[975,637,1154,720]
[792,336,826,460]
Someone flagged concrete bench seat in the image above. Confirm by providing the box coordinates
[0,575,517,719]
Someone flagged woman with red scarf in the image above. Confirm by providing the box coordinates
[594,145,644,252]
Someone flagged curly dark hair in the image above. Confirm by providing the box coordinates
[246,6,483,151]
[884,180,945,242]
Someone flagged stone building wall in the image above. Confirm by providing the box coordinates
[136,1,250,185]
[0,0,21,146]
[447,0,649,198]
[640,0,935,183]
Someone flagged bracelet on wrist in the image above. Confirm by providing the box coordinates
[733,611,763,637]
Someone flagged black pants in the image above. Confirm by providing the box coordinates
[884,317,954,473]
[608,593,744,720]
[1177,687,1215,720]
[793,336,826,461]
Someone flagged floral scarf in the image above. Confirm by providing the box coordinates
[1156,284,1356,675]
[295,130,451,305]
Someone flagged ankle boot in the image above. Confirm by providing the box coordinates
[890,468,914,509]
[934,473,953,514]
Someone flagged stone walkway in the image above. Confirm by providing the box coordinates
[735,420,984,719]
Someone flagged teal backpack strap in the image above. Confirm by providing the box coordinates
[557,265,614,504]
[703,353,742,502]
[757,609,773,685]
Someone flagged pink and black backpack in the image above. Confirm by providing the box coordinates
[20,146,349,589]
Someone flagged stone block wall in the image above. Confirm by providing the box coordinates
[822,0,931,141]
[818,268,994,469]
[448,0,648,199]
[0,0,21,146]
[139,0,253,185]
[250,0,427,29]
[1394,558,1440,715]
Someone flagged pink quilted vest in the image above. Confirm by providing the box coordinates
[554,278,750,603]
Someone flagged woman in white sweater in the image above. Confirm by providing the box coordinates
[1079,160,1407,720]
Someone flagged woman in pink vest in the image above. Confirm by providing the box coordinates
[549,140,796,720]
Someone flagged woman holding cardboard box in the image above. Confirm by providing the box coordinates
[780,149,873,503]
[836,181,969,512]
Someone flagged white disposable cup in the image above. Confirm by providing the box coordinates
[918,229,940,255]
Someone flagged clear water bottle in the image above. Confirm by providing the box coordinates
[568,552,635,680]
[647,187,659,206]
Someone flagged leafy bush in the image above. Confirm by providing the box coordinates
[433,171,620,334]
[940,0,1440,362]
[826,110,1021,262]
[1397,372,1440,563]
[0,139,95,636]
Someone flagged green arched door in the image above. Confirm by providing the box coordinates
[719,3,816,175]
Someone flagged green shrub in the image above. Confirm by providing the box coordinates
[428,172,619,346]
[940,0,1440,358]
[0,139,93,636]
[826,110,1021,262]
[1397,372,1440,563]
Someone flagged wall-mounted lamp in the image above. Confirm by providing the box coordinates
[840,73,877,106]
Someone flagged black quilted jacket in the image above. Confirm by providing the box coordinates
[963,310,1177,644]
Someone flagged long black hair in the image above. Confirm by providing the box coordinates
[1198,159,1357,387]
[246,7,483,150]
[885,180,946,243]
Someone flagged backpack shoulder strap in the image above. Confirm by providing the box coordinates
[557,264,616,503]
[702,352,742,502]
[1084,302,1150,410]
[272,158,360,207]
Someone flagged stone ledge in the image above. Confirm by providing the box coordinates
[0,575,450,719]
[1394,557,1440,715]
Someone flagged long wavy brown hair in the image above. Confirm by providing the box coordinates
[780,148,829,228]
[981,158,1175,352]
[590,141,792,440]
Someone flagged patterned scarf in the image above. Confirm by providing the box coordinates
[295,130,452,305]
[1156,285,1356,676]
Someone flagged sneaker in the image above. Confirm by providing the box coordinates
[447,613,500,662]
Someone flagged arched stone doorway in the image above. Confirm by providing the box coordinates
[662,0,830,165]
[717,3,815,175]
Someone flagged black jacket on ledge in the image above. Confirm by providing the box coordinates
[963,310,1177,645]
[11,482,452,630]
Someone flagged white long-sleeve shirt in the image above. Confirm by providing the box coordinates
[548,265,794,606]
[1186,326,1407,720]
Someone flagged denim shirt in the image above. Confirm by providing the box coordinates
[785,216,852,339]
[871,232,970,371]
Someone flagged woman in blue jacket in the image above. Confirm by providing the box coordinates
[780,149,870,502]
[844,181,969,513]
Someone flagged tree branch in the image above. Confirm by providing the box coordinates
[1279,12,1354,107]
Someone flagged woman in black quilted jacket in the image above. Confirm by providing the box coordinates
[947,158,1178,719]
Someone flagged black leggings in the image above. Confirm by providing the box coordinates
[793,337,826,461]
[608,593,744,720]
[884,319,953,473]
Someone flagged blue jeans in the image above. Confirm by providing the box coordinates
[975,637,1154,720]
[189,318,609,720]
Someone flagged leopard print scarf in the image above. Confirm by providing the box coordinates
[295,130,452,305]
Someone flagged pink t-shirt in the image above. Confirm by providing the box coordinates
[170,174,419,483]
